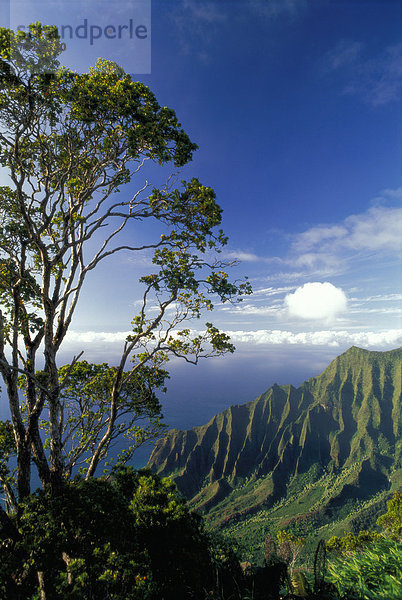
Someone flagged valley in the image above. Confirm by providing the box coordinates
[148,346,402,561]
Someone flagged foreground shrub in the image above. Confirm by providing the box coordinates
[116,468,217,599]
[0,476,155,599]
[376,491,401,541]
[0,469,239,599]
[327,538,401,600]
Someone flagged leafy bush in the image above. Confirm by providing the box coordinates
[327,538,401,600]
[0,469,241,599]
[327,530,382,553]
[1,475,399,599]
[118,468,217,599]
[376,491,401,541]
[0,476,154,599]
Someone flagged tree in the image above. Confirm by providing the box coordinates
[0,469,223,599]
[377,492,401,542]
[0,22,250,517]
[327,492,402,554]
[0,477,147,599]
[327,529,382,555]
[325,493,402,600]
[125,469,215,599]
[276,530,305,575]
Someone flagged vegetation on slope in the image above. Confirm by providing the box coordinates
[0,469,243,599]
[0,471,400,599]
[148,347,402,561]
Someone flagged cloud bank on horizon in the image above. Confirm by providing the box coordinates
[64,327,401,351]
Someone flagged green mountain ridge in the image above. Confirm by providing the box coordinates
[148,347,402,560]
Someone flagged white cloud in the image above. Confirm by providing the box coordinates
[64,327,402,350]
[231,197,402,281]
[285,282,348,321]
[293,252,342,273]
[225,251,265,263]
[379,188,402,200]
[325,41,402,106]
[345,207,402,252]
[59,327,401,365]
[225,328,402,348]
[327,40,362,69]
[293,225,347,249]
[349,307,402,316]
[221,303,283,317]
[286,203,402,278]
[359,293,402,302]
[252,286,296,297]
[225,250,282,264]
[294,206,402,255]
[260,270,337,283]
[65,330,131,344]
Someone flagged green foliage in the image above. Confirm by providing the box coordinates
[275,530,305,578]
[0,477,150,599]
[276,530,305,547]
[0,468,399,600]
[290,569,311,597]
[327,492,402,555]
[377,491,401,541]
[0,420,16,504]
[0,420,15,460]
[0,22,250,511]
[327,530,382,554]
[17,360,167,477]
[0,469,241,599]
[123,470,216,599]
[327,538,402,600]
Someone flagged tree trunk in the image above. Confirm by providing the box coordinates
[4,374,31,500]
[43,322,64,492]
[37,571,46,600]
[62,552,73,585]
[30,425,51,487]
[16,442,31,501]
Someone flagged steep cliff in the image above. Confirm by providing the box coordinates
[148,347,401,555]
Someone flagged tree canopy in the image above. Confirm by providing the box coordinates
[0,469,229,599]
[0,22,250,515]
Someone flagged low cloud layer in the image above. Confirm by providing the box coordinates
[284,282,347,321]
[64,326,401,352]
[226,328,402,348]
[66,330,131,344]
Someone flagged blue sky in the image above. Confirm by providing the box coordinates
[2,0,402,431]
